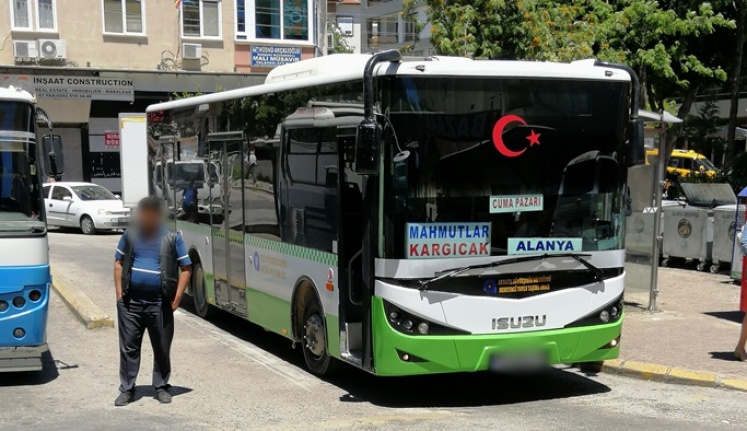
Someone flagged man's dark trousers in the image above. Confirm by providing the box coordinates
[117,297,174,393]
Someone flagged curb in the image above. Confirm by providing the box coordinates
[51,268,114,330]
[598,359,747,393]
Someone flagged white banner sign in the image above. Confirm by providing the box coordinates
[0,74,134,101]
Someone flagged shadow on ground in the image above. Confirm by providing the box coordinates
[131,385,193,401]
[178,300,611,408]
[704,311,744,324]
[0,350,59,387]
[709,351,741,362]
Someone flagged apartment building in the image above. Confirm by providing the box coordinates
[360,0,431,56]
[0,0,335,191]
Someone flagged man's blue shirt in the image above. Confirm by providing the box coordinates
[115,228,191,301]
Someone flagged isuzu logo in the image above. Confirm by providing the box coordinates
[492,315,547,330]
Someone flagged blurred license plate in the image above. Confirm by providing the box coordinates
[489,351,547,372]
[118,218,129,223]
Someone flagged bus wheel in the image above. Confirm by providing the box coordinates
[301,291,338,376]
[192,262,215,319]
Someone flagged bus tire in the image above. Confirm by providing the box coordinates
[300,289,339,376]
[192,262,215,319]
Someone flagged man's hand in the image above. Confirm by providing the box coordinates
[171,293,183,311]
[173,265,191,311]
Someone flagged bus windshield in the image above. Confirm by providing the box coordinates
[0,101,44,234]
[381,77,628,259]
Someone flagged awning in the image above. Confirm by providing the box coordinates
[638,110,683,124]
[711,125,747,140]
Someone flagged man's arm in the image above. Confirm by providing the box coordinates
[172,265,191,311]
[171,233,192,311]
[114,259,123,301]
[114,231,128,301]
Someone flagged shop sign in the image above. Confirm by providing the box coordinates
[250,45,302,68]
[104,131,120,148]
[0,74,134,101]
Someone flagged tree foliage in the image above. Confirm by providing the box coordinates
[404,2,732,100]
[402,0,736,152]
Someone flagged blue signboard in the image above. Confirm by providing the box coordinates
[250,45,302,68]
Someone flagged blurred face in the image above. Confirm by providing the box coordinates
[137,207,161,234]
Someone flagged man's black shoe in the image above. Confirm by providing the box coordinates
[114,391,133,407]
[155,388,172,404]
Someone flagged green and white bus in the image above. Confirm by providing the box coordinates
[144,51,643,376]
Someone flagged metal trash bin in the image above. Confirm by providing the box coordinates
[712,204,745,274]
[662,206,713,270]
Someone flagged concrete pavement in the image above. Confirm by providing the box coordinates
[3,232,747,430]
[619,266,747,386]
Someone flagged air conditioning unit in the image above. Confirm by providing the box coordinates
[38,39,66,59]
[13,40,38,59]
[182,43,202,60]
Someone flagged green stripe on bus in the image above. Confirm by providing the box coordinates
[177,220,337,266]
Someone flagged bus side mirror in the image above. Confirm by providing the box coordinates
[42,134,65,177]
[353,119,381,175]
[628,119,645,166]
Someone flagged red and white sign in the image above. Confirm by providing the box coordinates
[104,130,120,148]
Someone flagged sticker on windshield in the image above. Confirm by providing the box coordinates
[489,194,543,214]
[406,222,491,259]
[507,238,582,255]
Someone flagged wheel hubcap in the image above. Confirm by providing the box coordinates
[82,219,92,232]
[304,314,326,358]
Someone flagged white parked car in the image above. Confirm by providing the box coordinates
[42,182,131,234]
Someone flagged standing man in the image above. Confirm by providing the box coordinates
[113,197,192,406]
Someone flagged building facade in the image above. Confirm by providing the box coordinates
[360,0,431,56]
[0,0,339,191]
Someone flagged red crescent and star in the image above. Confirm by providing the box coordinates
[492,114,542,158]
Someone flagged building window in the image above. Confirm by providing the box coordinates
[10,0,57,32]
[103,0,144,35]
[337,16,353,37]
[182,0,222,39]
[366,12,398,48]
[404,13,417,42]
[235,0,312,43]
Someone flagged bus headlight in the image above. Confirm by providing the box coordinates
[29,290,42,302]
[0,300,8,312]
[12,296,25,308]
[13,328,25,339]
[383,300,469,336]
[566,295,624,328]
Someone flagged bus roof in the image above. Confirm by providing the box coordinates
[0,85,35,104]
[147,54,632,113]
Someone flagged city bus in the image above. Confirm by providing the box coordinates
[143,52,643,376]
[0,86,63,372]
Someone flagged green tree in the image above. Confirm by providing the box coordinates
[403,0,735,154]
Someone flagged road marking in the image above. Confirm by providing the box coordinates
[175,310,314,391]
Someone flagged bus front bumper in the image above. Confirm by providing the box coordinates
[0,343,48,372]
[371,297,621,376]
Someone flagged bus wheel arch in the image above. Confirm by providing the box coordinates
[291,277,338,375]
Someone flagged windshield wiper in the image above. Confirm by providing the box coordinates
[418,253,606,291]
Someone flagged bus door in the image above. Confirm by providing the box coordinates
[207,132,247,316]
[157,137,177,227]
